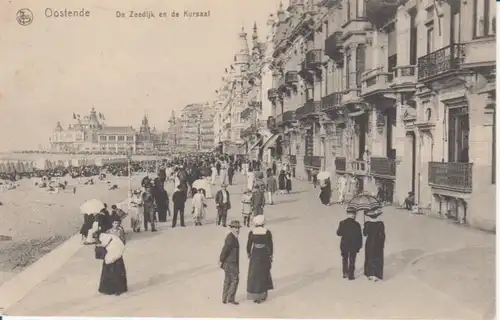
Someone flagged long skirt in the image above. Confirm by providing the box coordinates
[286,179,292,192]
[247,254,273,300]
[319,187,331,205]
[157,207,168,222]
[99,257,128,295]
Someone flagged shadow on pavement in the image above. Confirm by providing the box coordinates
[266,216,298,225]
[126,230,163,243]
[127,264,217,295]
[270,267,335,300]
[275,199,299,205]
[382,248,425,280]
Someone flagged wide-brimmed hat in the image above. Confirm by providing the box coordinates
[229,220,241,229]
[221,183,228,187]
[253,215,265,226]
[366,208,383,218]
[243,188,251,193]
[346,207,357,214]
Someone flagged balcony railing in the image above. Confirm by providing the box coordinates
[366,0,401,28]
[303,49,323,70]
[285,71,298,84]
[370,157,396,178]
[296,100,321,119]
[361,67,391,96]
[335,156,346,172]
[267,117,277,132]
[321,92,342,110]
[282,110,295,123]
[350,160,368,175]
[324,31,343,61]
[428,162,473,193]
[417,44,465,82]
[304,155,322,168]
[267,88,279,101]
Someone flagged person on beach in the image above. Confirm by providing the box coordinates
[246,215,274,304]
[96,224,128,296]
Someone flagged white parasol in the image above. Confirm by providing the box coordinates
[192,179,209,191]
[80,199,105,215]
[317,171,331,180]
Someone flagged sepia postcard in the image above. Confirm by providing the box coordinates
[0,0,496,319]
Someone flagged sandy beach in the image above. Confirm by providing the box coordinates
[0,173,145,285]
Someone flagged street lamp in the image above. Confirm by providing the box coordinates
[126,146,133,209]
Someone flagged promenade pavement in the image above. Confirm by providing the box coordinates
[5,174,495,319]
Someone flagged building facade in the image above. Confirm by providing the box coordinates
[178,103,204,153]
[49,107,166,154]
[200,103,217,151]
[263,0,495,231]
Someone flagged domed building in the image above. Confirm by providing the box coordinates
[48,107,166,154]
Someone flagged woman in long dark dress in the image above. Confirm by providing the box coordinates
[153,178,169,222]
[285,171,292,193]
[277,170,286,194]
[363,209,386,282]
[319,178,332,205]
[246,215,274,303]
[97,217,128,296]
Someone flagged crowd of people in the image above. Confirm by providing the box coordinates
[76,152,385,305]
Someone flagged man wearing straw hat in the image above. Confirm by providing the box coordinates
[336,207,362,280]
[219,220,241,305]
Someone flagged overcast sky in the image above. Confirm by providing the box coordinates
[0,0,283,151]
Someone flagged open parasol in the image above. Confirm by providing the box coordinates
[80,199,105,215]
[317,171,331,180]
[347,193,381,212]
[192,179,209,191]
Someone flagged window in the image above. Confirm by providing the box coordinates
[409,9,418,65]
[473,0,495,38]
[450,1,461,44]
[345,47,352,89]
[448,107,470,163]
[118,136,125,141]
[108,136,116,141]
[426,25,434,54]
[355,44,366,88]
[347,0,365,20]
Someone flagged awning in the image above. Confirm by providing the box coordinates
[250,137,263,151]
[261,133,282,150]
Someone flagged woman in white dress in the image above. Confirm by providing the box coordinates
[210,164,217,185]
[191,188,206,226]
[247,169,255,191]
[219,161,228,185]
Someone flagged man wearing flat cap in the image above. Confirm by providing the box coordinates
[336,207,362,280]
[219,220,241,305]
[215,184,231,227]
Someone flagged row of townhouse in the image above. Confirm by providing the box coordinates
[260,0,495,231]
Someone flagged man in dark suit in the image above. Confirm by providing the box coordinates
[215,184,231,227]
[172,184,187,227]
[219,220,241,305]
[336,207,362,280]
